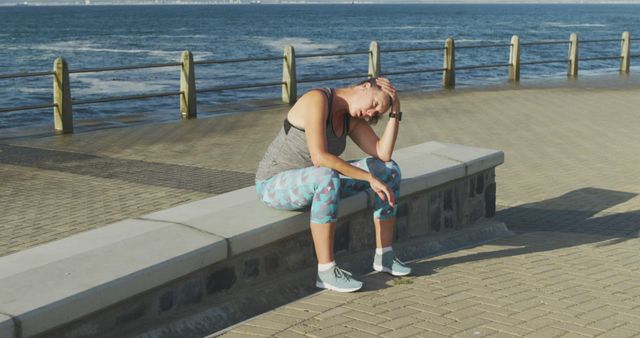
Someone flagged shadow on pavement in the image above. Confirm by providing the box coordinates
[407,187,639,277]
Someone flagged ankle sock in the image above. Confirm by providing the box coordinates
[318,261,336,272]
[375,246,393,255]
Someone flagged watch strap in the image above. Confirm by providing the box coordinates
[389,111,402,121]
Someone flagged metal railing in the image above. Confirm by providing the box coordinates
[0,31,636,134]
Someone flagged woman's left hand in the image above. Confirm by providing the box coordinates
[376,77,400,113]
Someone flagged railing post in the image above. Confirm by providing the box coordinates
[53,57,73,134]
[180,50,197,119]
[368,41,380,78]
[442,38,455,88]
[620,31,631,74]
[508,35,521,82]
[282,45,296,104]
[568,33,579,77]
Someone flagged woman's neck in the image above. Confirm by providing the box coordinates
[331,87,353,118]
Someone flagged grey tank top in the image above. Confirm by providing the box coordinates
[255,88,350,181]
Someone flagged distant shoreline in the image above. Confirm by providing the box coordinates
[4,2,640,7]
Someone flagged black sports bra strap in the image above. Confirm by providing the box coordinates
[283,88,334,135]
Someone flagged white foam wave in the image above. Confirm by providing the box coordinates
[543,22,607,28]
[17,87,50,95]
[378,25,426,30]
[379,39,442,44]
[72,75,172,95]
[258,37,341,53]
[109,34,209,39]
[27,40,184,61]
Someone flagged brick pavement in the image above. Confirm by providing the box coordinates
[220,216,640,338]
[215,77,640,337]
[2,76,640,338]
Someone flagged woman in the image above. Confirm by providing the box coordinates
[255,77,411,292]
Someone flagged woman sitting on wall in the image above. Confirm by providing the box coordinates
[255,77,411,292]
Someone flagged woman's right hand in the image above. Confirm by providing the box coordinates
[376,77,400,113]
[369,174,395,208]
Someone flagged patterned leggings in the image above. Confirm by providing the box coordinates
[256,157,401,224]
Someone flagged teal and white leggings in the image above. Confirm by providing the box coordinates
[256,157,401,224]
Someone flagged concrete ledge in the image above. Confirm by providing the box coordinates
[0,219,226,337]
[0,141,503,337]
[0,314,13,338]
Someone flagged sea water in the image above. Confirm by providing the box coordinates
[1,4,639,134]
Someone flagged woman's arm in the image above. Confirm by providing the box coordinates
[349,117,399,162]
[303,91,396,207]
[349,78,401,162]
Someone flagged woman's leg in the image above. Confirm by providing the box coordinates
[341,158,410,276]
[257,166,341,263]
[341,157,402,248]
[257,166,363,291]
[310,222,335,264]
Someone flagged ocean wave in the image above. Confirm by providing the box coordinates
[72,75,172,96]
[455,39,486,43]
[27,41,184,61]
[377,25,428,30]
[17,87,50,95]
[258,37,341,53]
[379,39,443,44]
[109,34,209,39]
[543,22,607,28]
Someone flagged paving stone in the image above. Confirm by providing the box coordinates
[381,325,424,338]
[7,79,640,338]
[307,325,353,338]
[379,316,420,330]
[343,318,391,335]
[596,326,638,338]
[523,326,567,338]
[233,324,280,336]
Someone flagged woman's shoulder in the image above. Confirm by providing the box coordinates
[294,89,330,110]
[286,88,330,129]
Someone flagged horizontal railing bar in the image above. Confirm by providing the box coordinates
[72,90,182,105]
[197,81,284,93]
[195,56,283,65]
[383,67,445,76]
[457,63,511,70]
[0,70,54,79]
[297,50,370,58]
[521,59,569,65]
[580,56,622,61]
[581,38,622,44]
[381,47,443,53]
[521,40,569,46]
[0,102,54,113]
[631,54,640,57]
[457,43,512,49]
[298,73,367,84]
[69,62,182,74]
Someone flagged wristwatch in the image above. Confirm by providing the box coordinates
[389,111,402,121]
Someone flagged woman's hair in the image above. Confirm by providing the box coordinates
[354,78,393,125]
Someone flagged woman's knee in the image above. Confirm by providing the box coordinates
[308,166,341,190]
[367,158,402,185]
[387,159,402,180]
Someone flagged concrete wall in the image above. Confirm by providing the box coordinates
[41,168,507,338]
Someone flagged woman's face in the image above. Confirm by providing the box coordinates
[351,84,391,119]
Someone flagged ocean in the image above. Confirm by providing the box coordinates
[1,4,639,134]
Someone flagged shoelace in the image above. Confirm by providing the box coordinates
[333,266,352,281]
[393,257,407,267]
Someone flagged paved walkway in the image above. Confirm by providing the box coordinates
[2,74,640,337]
[220,76,640,337]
